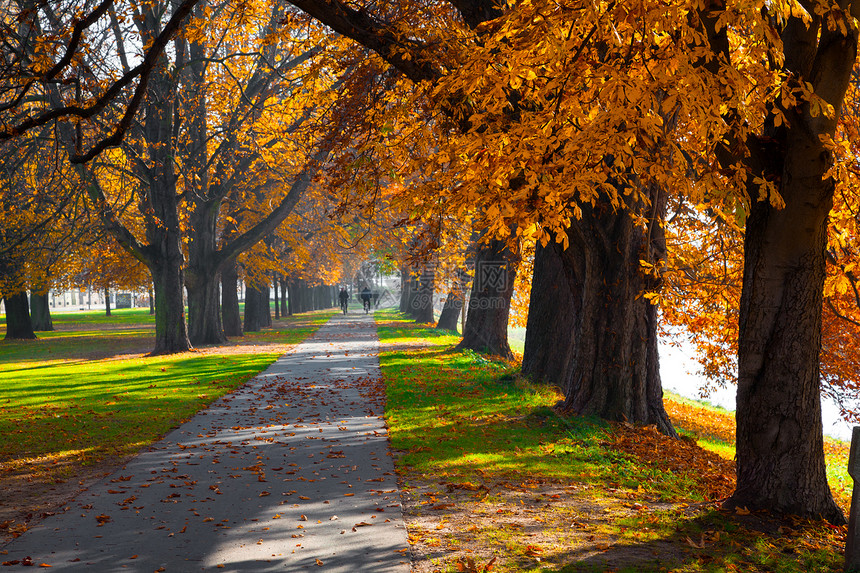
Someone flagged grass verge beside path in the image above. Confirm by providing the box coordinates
[377,309,846,572]
[0,308,337,540]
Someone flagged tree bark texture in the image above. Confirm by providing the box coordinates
[244,284,265,332]
[522,240,574,386]
[273,274,280,320]
[556,197,675,437]
[150,257,191,355]
[437,290,462,332]
[262,287,272,327]
[456,236,518,360]
[437,270,468,332]
[280,277,289,316]
[221,260,243,337]
[399,265,411,314]
[403,271,422,318]
[124,11,190,354]
[104,287,111,317]
[729,159,843,523]
[694,0,857,523]
[186,267,225,346]
[412,266,435,323]
[30,292,53,331]
[3,292,35,340]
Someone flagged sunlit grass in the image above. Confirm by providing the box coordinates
[0,352,277,465]
[378,310,848,572]
[378,309,711,500]
[0,308,336,474]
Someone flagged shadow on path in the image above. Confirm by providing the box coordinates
[1,311,409,572]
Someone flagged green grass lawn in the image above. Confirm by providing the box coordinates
[0,307,336,477]
[377,309,847,573]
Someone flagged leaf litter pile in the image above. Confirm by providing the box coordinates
[377,312,849,572]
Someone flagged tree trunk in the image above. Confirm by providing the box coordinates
[286,280,295,316]
[149,288,155,315]
[244,284,263,332]
[302,283,312,313]
[413,266,435,323]
[186,266,225,346]
[105,287,111,317]
[436,292,462,332]
[727,126,845,525]
[280,277,289,316]
[437,270,467,332]
[692,0,855,523]
[140,32,191,355]
[30,291,53,332]
[3,292,36,340]
[273,274,280,320]
[399,266,411,313]
[150,258,192,355]
[556,197,675,436]
[456,236,518,359]
[221,260,243,337]
[262,287,272,326]
[402,270,422,318]
[522,240,575,385]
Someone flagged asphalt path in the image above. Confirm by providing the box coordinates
[1,310,410,572]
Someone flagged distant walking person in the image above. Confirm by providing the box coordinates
[361,286,372,313]
[339,287,349,315]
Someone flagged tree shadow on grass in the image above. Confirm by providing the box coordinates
[550,506,844,572]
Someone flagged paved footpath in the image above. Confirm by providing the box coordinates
[1,312,410,572]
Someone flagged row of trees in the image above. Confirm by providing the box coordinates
[283,0,858,524]
[0,0,387,346]
[2,0,859,527]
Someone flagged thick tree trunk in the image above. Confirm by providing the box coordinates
[436,290,462,332]
[402,270,422,318]
[280,277,289,316]
[437,270,467,332]
[221,260,243,337]
[150,258,191,355]
[182,24,224,349]
[30,292,53,332]
[302,283,312,313]
[142,40,191,355]
[522,240,574,385]
[412,266,435,323]
[556,196,675,437]
[273,274,280,320]
[399,266,411,313]
[286,280,295,315]
[456,236,518,359]
[262,287,272,327]
[694,0,855,523]
[3,292,36,340]
[244,285,264,332]
[148,288,155,315]
[105,287,111,317]
[186,266,225,346]
[727,132,845,524]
